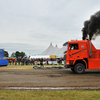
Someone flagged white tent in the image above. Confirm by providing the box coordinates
[30,55,50,59]
[40,43,67,58]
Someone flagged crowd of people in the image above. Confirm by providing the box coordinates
[6,57,64,66]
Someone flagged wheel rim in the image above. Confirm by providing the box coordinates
[77,66,83,73]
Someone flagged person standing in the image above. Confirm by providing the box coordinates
[40,58,44,67]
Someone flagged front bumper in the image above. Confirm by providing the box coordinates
[64,65,73,68]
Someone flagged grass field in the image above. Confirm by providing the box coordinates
[0,90,100,100]
[0,64,64,69]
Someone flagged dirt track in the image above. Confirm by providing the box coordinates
[0,67,100,88]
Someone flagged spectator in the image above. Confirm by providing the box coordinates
[40,58,44,67]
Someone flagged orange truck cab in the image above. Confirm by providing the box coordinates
[64,39,100,74]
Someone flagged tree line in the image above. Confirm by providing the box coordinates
[4,51,26,58]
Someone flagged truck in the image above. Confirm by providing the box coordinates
[64,39,100,74]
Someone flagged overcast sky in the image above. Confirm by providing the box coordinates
[0,0,100,56]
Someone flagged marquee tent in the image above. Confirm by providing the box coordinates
[30,55,49,59]
[40,43,67,58]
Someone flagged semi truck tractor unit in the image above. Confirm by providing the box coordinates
[64,39,100,74]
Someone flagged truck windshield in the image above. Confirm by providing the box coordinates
[63,44,68,53]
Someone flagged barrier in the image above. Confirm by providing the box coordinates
[48,61,53,65]
[0,59,8,66]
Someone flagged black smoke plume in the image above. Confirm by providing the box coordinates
[82,11,100,40]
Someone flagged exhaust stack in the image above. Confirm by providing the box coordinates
[89,35,92,58]
[89,40,92,58]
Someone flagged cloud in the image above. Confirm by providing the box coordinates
[0,0,100,56]
[0,43,45,56]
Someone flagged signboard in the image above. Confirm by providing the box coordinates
[50,55,56,58]
[0,49,4,58]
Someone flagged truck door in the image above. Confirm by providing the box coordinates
[69,43,79,60]
[79,43,88,58]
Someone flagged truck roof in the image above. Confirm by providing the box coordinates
[68,40,88,43]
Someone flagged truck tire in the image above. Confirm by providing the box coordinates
[74,63,85,74]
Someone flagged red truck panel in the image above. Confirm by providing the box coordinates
[88,50,100,69]
[89,59,100,69]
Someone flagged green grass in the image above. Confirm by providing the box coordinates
[0,64,64,70]
[6,64,64,69]
[0,90,100,100]
[8,64,64,67]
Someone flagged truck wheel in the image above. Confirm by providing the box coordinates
[74,63,85,74]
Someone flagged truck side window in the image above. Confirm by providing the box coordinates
[70,44,79,50]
